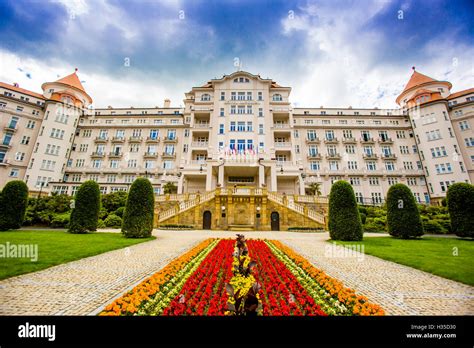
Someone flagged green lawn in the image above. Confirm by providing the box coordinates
[0,230,155,280]
[331,237,474,286]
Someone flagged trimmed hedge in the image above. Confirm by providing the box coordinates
[386,184,423,238]
[68,181,101,234]
[122,178,155,238]
[0,180,29,231]
[104,214,122,228]
[447,183,474,238]
[328,180,363,241]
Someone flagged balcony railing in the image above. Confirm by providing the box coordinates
[360,137,375,143]
[188,160,207,166]
[363,153,378,160]
[342,137,356,143]
[381,153,397,160]
[146,136,160,143]
[378,137,393,144]
[324,137,339,144]
[307,153,321,159]
[108,152,123,158]
[164,136,178,142]
[191,141,209,147]
[4,124,17,132]
[305,138,320,144]
[129,136,143,143]
[91,152,105,158]
[276,160,293,167]
[194,123,210,129]
[274,142,291,148]
[273,124,291,129]
[94,136,108,142]
[162,152,176,158]
[325,153,341,160]
[144,152,158,158]
[111,136,125,143]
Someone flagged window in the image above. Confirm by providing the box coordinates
[201,93,211,101]
[459,120,470,131]
[220,108,224,117]
[247,122,253,132]
[0,151,5,163]
[184,129,189,137]
[426,130,441,141]
[128,160,137,168]
[361,131,371,141]
[345,145,355,154]
[76,159,85,167]
[234,77,250,83]
[355,192,363,203]
[347,161,358,170]
[309,161,320,171]
[16,106,24,112]
[430,146,448,158]
[247,105,253,114]
[8,116,19,129]
[55,113,69,124]
[308,146,318,157]
[385,162,396,171]
[258,108,263,117]
[307,130,317,141]
[371,192,383,204]
[149,129,159,139]
[25,120,35,129]
[220,92,225,101]
[369,177,379,185]
[388,177,398,185]
[145,161,155,169]
[9,168,19,177]
[237,92,245,101]
[366,161,377,171]
[396,131,406,139]
[15,152,25,161]
[41,159,56,171]
[325,130,335,140]
[110,160,119,169]
[45,144,60,155]
[247,92,252,101]
[399,146,409,154]
[343,130,353,138]
[163,160,174,169]
[167,129,176,139]
[349,177,360,186]
[435,163,453,174]
[258,92,263,101]
[237,105,245,114]
[407,177,417,186]
[258,124,264,135]
[465,137,474,147]
[20,135,30,145]
[272,94,282,101]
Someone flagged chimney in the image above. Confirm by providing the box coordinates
[13,83,19,87]
[164,99,171,108]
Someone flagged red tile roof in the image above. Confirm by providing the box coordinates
[0,82,44,99]
[447,87,474,100]
[55,71,87,94]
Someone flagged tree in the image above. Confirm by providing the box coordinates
[68,181,101,234]
[386,184,423,239]
[101,191,128,213]
[0,180,29,231]
[328,180,363,241]
[306,182,322,196]
[122,178,155,238]
[447,183,474,238]
[162,182,177,194]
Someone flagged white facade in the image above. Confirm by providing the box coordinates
[0,70,472,204]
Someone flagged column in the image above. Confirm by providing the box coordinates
[299,175,305,195]
[218,165,224,187]
[205,165,213,191]
[259,165,265,188]
[270,165,277,192]
[177,174,185,194]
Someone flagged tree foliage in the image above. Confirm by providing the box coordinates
[447,183,474,238]
[122,178,155,238]
[68,181,101,234]
[386,184,423,239]
[0,180,29,231]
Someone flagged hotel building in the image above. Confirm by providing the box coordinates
[0,69,473,205]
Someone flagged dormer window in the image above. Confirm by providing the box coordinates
[272,94,282,101]
[416,95,430,104]
[61,95,73,105]
[234,77,250,83]
[201,93,211,101]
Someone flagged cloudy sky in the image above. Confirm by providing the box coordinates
[0,0,473,109]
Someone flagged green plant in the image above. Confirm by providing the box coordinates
[306,182,322,196]
[386,184,423,239]
[68,181,101,234]
[447,183,474,238]
[104,214,123,228]
[359,212,367,225]
[422,220,445,234]
[97,219,106,228]
[101,191,128,212]
[0,180,29,231]
[162,182,177,194]
[122,178,155,238]
[328,180,363,241]
[114,206,125,218]
[50,212,71,228]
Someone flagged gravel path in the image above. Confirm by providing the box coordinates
[0,230,472,315]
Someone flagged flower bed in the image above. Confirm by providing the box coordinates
[100,238,217,315]
[100,236,384,316]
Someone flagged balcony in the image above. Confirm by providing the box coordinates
[144,152,158,158]
[188,160,207,166]
[342,137,357,144]
[111,136,125,143]
[108,152,123,158]
[193,123,210,129]
[162,152,176,159]
[381,153,397,160]
[325,153,341,160]
[0,159,9,166]
[146,136,160,143]
[274,142,292,148]
[0,142,12,150]
[305,138,320,144]
[94,136,108,143]
[91,152,105,158]
[360,137,375,144]
[276,160,293,167]
[163,136,178,142]
[129,136,143,143]
[363,153,379,160]
[4,124,17,132]
[324,137,339,144]
[273,123,291,129]
[307,153,322,160]
[378,137,393,144]
[191,141,209,148]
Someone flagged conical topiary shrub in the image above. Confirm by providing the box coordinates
[328,180,363,241]
[122,178,155,238]
[68,180,101,234]
[447,182,474,238]
[386,183,423,239]
[0,180,29,231]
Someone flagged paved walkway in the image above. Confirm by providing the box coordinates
[0,230,472,315]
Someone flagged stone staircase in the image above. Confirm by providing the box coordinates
[156,189,327,227]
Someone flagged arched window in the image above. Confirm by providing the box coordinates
[272,94,282,101]
[233,77,250,83]
[201,93,211,101]
[61,95,73,105]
